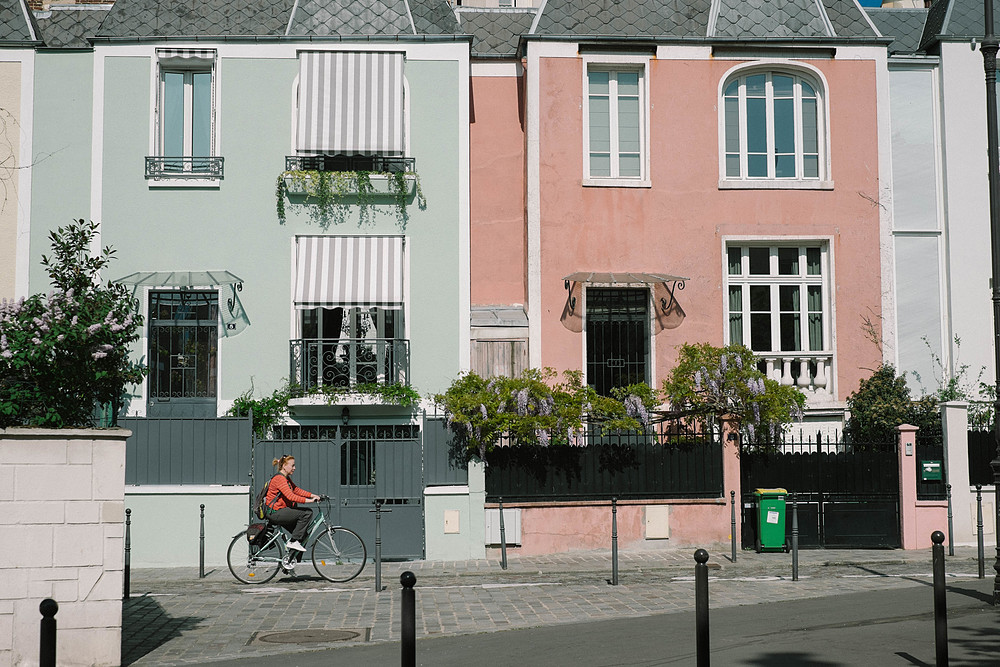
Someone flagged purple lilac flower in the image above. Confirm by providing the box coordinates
[719,354,728,373]
[516,388,529,415]
[480,404,489,420]
[734,354,744,370]
[539,396,553,416]
[92,351,108,360]
[694,370,702,391]
[537,429,550,447]
[86,323,102,335]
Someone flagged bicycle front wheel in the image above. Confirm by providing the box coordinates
[311,527,367,582]
[227,530,284,584]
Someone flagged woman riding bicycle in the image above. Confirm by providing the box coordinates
[263,455,320,553]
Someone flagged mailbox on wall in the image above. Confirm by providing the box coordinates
[921,460,943,481]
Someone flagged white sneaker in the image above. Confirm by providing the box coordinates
[286,540,306,552]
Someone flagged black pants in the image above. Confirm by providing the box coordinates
[268,506,313,542]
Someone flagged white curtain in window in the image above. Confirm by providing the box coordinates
[294,235,404,309]
[296,51,404,154]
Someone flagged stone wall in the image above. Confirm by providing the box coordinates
[1,428,129,667]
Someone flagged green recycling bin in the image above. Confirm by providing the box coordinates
[754,488,788,553]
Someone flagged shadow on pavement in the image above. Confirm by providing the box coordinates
[740,651,840,665]
[121,595,205,665]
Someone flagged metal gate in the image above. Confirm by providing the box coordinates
[254,423,424,559]
[740,439,900,549]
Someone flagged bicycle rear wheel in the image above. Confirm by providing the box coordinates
[227,529,284,584]
[311,527,367,582]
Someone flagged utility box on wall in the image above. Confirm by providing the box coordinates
[644,505,670,539]
[484,507,522,545]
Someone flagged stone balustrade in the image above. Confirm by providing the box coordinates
[757,352,833,397]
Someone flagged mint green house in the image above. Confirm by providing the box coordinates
[25,0,480,564]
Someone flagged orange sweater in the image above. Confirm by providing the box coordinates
[264,474,312,511]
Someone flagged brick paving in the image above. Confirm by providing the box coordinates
[122,545,989,665]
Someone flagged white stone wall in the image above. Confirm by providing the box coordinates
[0,428,129,667]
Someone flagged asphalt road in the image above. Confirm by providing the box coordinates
[204,577,999,666]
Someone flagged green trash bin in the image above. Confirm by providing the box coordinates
[754,488,788,553]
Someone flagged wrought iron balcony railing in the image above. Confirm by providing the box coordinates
[290,338,410,395]
[285,154,415,173]
[145,156,225,179]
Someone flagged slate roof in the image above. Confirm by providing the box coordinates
[0,0,40,42]
[919,0,1000,49]
[714,0,829,38]
[98,0,296,37]
[534,0,711,38]
[457,9,536,57]
[288,0,413,36]
[35,6,111,48]
[410,0,460,35]
[866,7,928,55]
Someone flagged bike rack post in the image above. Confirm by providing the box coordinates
[498,497,508,570]
[199,504,206,578]
[931,531,948,667]
[124,508,131,600]
[947,484,955,557]
[730,490,737,563]
[791,493,799,582]
[694,549,710,667]
[977,485,985,579]
[400,571,416,667]
[610,497,619,586]
[39,599,57,667]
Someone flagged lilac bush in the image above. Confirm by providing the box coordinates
[0,219,145,428]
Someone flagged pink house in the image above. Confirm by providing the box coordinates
[465,0,892,553]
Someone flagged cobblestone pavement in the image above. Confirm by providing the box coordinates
[122,545,990,665]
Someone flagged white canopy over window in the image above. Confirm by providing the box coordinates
[296,51,404,154]
[294,235,404,309]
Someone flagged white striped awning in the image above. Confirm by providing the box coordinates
[156,48,216,67]
[295,51,404,154]
[294,236,405,309]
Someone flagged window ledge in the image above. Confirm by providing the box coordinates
[582,178,651,188]
[148,178,222,189]
[719,179,834,191]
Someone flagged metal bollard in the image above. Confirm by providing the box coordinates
[977,485,985,579]
[694,549,710,667]
[199,504,206,578]
[370,501,390,592]
[791,493,799,582]
[931,531,948,667]
[946,484,954,556]
[124,508,132,600]
[498,497,508,570]
[39,598,58,667]
[730,490,737,563]
[611,497,619,586]
[400,571,416,667]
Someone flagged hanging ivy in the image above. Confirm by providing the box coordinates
[276,169,425,229]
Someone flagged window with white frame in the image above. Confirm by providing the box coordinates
[585,65,646,182]
[725,245,827,354]
[151,49,220,178]
[722,70,823,181]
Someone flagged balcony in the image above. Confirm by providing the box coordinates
[757,352,834,399]
[289,338,410,397]
[285,154,415,173]
[145,156,224,180]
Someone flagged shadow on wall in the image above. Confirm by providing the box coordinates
[121,595,204,665]
[559,280,686,333]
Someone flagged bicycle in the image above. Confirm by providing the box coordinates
[227,496,367,584]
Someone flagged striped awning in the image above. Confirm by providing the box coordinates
[294,236,404,309]
[295,51,404,154]
[156,48,216,67]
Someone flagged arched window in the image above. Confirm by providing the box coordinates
[722,70,825,181]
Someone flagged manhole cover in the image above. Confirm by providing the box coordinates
[257,629,360,644]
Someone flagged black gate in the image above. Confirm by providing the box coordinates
[740,438,900,549]
[254,423,426,559]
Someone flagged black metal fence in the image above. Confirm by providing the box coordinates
[289,338,410,394]
[285,154,415,173]
[485,424,722,502]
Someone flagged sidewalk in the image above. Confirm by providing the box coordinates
[123,545,990,665]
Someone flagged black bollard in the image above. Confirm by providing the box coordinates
[199,504,206,578]
[946,484,955,557]
[124,508,132,600]
[791,493,799,582]
[611,497,619,586]
[400,571,416,667]
[694,549,710,667]
[977,485,985,579]
[498,497,508,571]
[39,598,57,667]
[931,531,948,667]
[730,490,737,563]
[370,501,391,592]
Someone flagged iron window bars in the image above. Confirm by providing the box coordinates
[285,154,415,173]
[145,156,225,179]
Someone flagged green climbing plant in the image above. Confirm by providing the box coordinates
[276,169,426,229]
